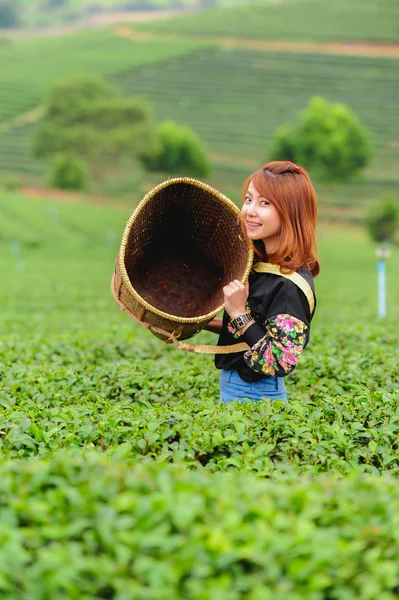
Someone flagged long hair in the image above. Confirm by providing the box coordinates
[241,161,320,277]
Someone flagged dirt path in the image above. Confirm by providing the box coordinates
[116,28,399,58]
[3,6,399,58]
[219,37,399,58]
[0,106,44,133]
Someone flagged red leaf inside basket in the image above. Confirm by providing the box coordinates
[133,246,224,317]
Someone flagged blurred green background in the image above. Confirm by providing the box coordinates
[1,2,399,597]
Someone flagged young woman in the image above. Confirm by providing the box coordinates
[205,160,320,403]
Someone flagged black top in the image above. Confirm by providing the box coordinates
[215,267,316,382]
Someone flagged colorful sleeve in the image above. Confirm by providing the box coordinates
[243,314,309,377]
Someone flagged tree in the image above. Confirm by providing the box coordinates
[32,73,158,182]
[0,1,20,28]
[269,96,373,182]
[48,153,90,192]
[366,197,399,245]
[143,120,211,177]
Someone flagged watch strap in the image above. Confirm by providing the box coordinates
[230,312,253,330]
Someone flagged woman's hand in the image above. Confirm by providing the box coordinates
[223,279,249,318]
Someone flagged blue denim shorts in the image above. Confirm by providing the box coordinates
[219,369,287,404]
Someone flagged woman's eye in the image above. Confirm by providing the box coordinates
[245,196,251,203]
[261,200,270,206]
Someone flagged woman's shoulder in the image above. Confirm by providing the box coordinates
[295,267,316,293]
[250,262,316,320]
[251,262,315,289]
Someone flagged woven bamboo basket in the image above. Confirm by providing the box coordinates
[111,177,253,345]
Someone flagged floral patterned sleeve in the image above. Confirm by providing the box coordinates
[243,314,309,377]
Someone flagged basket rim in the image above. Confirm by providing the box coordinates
[118,176,254,324]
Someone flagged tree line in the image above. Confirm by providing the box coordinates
[33,72,374,188]
[32,73,211,191]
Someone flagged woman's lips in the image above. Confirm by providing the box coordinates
[247,222,262,228]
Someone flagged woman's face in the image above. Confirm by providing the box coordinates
[241,180,281,253]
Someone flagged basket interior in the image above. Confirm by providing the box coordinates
[123,182,249,319]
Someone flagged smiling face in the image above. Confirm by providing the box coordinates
[241,180,282,254]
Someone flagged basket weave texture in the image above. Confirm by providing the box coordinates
[112,177,253,342]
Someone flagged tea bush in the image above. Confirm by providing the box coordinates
[143,120,211,177]
[1,347,398,475]
[2,453,399,599]
[1,190,398,598]
[269,96,373,182]
[48,153,90,192]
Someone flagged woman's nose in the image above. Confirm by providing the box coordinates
[247,206,258,218]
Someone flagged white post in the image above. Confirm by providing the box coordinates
[377,259,386,319]
[376,248,391,319]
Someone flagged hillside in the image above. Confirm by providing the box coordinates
[12,0,198,28]
[116,47,399,174]
[7,0,256,29]
[1,40,398,215]
[0,1,398,218]
[0,30,208,123]
[138,0,399,43]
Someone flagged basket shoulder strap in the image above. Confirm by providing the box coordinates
[170,338,250,354]
[253,262,315,314]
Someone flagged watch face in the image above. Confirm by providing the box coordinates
[236,315,245,327]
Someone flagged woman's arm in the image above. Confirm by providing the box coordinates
[203,318,223,334]
[243,314,309,376]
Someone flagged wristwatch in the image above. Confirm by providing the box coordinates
[230,312,253,330]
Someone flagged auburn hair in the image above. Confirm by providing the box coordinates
[241,161,320,277]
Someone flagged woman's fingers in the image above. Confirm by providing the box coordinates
[224,280,245,292]
[223,283,238,295]
[223,280,248,297]
[233,279,245,288]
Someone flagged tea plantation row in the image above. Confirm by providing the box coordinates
[0,31,208,124]
[117,47,399,172]
[2,45,398,202]
[2,351,399,476]
[2,453,399,599]
[1,191,398,598]
[140,0,399,43]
